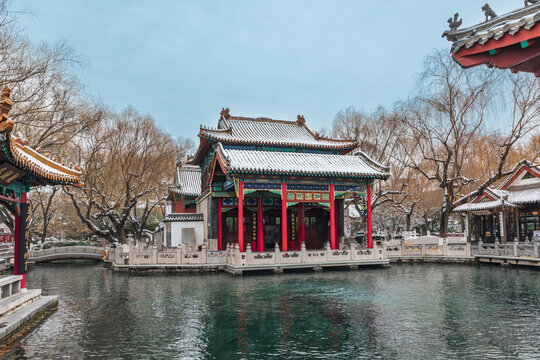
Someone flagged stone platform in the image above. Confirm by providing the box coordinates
[0,275,57,345]
[225,259,389,275]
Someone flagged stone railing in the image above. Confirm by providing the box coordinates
[225,242,384,267]
[108,240,385,268]
[385,239,472,258]
[107,241,227,266]
[472,239,539,258]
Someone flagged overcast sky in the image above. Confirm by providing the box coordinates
[16,0,519,140]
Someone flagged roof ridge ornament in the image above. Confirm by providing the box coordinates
[220,108,230,121]
[448,13,462,30]
[525,0,540,6]
[0,85,13,134]
[482,3,497,22]
[296,115,305,126]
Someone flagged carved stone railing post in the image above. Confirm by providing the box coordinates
[442,238,448,256]
[494,238,500,256]
[400,238,405,256]
[234,243,241,266]
[201,244,207,264]
[274,242,280,265]
[115,248,122,265]
[513,239,519,257]
[350,242,357,261]
[245,243,252,265]
[466,242,471,256]
[381,242,387,259]
[151,246,157,264]
[421,243,426,256]
[301,241,307,263]
[478,238,483,255]
[534,240,539,259]
[176,246,183,264]
[325,242,331,262]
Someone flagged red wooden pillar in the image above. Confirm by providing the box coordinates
[14,192,26,288]
[217,198,223,251]
[330,184,336,249]
[367,183,373,249]
[335,200,339,248]
[257,196,264,252]
[238,181,244,252]
[281,182,288,251]
[298,203,305,247]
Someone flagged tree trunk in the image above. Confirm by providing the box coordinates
[406,214,411,232]
[439,210,450,237]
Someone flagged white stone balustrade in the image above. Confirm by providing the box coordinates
[111,240,385,268]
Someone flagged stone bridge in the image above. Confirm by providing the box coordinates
[28,246,105,263]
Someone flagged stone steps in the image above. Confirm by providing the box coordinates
[0,274,58,344]
[0,295,58,343]
[0,289,41,319]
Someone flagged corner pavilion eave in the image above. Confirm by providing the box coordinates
[215,143,390,180]
[443,3,540,76]
[0,85,83,288]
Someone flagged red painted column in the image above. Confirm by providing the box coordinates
[330,184,336,249]
[281,182,288,251]
[298,203,305,247]
[217,198,223,251]
[367,183,373,249]
[238,181,244,252]
[257,196,264,252]
[14,192,26,288]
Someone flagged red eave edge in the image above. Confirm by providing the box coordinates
[455,22,540,57]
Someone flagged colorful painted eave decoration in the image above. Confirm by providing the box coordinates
[444,4,540,76]
[0,86,83,188]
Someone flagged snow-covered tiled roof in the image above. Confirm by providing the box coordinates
[454,199,512,212]
[507,187,540,205]
[443,4,540,53]
[0,87,83,188]
[200,116,357,150]
[164,213,204,222]
[170,165,201,197]
[216,143,390,179]
[498,160,540,190]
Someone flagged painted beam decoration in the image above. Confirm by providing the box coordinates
[0,163,25,186]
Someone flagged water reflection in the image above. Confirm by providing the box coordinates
[3,262,540,359]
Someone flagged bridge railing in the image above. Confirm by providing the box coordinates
[29,246,104,259]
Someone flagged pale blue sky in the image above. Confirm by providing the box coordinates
[16,0,518,140]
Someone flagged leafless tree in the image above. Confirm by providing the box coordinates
[401,49,496,237]
[64,108,177,243]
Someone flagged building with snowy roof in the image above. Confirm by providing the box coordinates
[454,160,540,243]
[166,108,390,252]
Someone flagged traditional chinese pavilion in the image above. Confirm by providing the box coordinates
[443,3,540,76]
[167,109,390,253]
[0,86,83,287]
[454,161,540,243]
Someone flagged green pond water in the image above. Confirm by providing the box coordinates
[4,263,540,359]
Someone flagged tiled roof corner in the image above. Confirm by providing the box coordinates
[172,164,201,197]
[443,4,540,53]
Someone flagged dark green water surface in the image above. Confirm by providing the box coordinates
[5,263,540,359]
